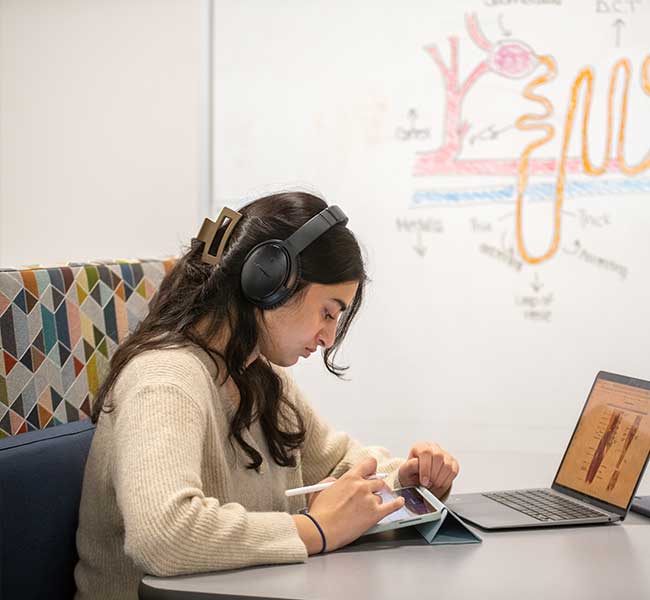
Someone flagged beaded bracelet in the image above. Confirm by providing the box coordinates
[299,508,327,554]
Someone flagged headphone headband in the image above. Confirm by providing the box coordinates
[284,205,348,255]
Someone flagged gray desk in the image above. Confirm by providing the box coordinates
[140,452,650,600]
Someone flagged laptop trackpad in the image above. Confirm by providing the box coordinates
[447,493,539,528]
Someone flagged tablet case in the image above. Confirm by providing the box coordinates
[362,486,482,544]
[415,489,482,545]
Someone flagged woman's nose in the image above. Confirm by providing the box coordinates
[318,323,337,349]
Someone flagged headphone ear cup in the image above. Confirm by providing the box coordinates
[241,241,293,306]
[256,295,291,311]
[254,253,302,310]
[264,254,301,310]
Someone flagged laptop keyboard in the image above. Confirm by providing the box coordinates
[483,489,606,522]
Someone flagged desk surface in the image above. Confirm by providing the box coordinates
[140,451,650,600]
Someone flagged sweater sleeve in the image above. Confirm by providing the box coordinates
[111,381,307,577]
[279,369,405,490]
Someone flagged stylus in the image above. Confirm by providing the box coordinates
[284,473,389,497]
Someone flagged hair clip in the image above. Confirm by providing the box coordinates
[196,206,243,265]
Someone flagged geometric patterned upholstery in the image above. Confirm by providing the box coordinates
[0,259,175,438]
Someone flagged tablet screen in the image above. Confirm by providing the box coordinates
[375,487,438,524]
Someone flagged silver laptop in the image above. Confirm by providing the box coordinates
[446,371,650,529]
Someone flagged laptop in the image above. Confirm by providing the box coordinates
[446,371,650,529]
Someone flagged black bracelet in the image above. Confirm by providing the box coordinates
[299,509,327,554]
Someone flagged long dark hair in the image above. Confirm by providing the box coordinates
[92,192,368,470]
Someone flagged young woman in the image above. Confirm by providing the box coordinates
[73,191,459,600]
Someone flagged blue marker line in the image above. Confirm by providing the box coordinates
[411,178,650,207]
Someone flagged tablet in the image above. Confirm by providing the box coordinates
[362,485,443,536]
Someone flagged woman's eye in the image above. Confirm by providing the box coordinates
[325,312,334,321]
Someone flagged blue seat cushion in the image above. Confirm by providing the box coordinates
[0,420,95,600]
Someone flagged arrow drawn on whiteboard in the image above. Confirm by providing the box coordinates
[468,123,514,145]
[530,273,543,292]
[413,230,427,256]
[613,18,625,48]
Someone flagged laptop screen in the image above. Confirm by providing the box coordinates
[553,372,650,510]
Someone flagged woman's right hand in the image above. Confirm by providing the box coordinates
[307,457,405,552]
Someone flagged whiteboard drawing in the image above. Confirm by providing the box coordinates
[413,13,650,264]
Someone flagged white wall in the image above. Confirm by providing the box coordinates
[0,0,203,266]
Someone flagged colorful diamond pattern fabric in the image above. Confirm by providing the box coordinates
[0,258,175,438]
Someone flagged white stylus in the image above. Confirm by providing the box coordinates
[284,473,388,497]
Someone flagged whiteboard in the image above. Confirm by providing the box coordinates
[212,1,650,471]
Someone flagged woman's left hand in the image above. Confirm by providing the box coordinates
[397,442,459,499]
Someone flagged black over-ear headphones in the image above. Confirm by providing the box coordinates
[240,205,348,310]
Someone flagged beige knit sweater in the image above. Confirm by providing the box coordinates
[73,344,405,600]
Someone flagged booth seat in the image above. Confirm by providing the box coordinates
[0,258,174,600]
